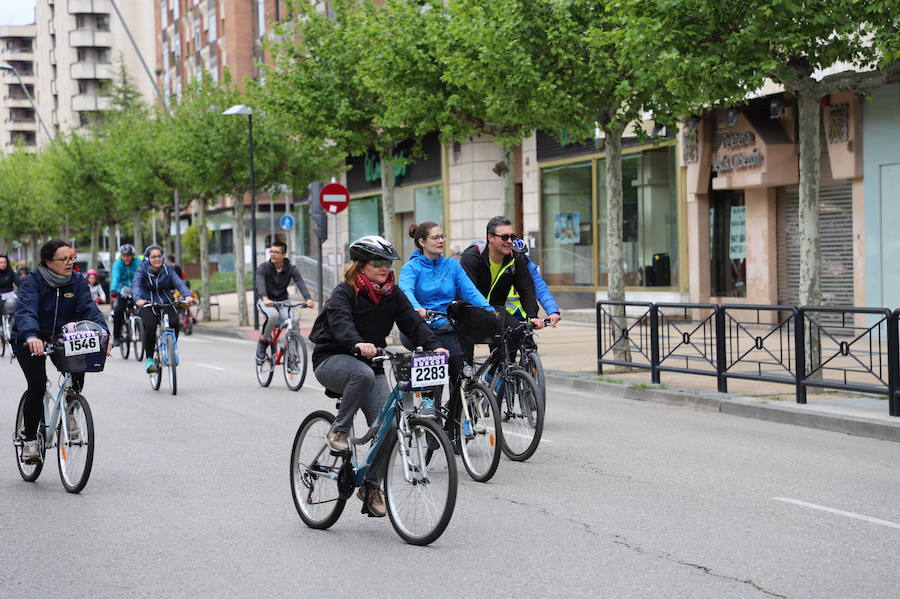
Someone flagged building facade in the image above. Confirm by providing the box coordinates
[1,24,37,153]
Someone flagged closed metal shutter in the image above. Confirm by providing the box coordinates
[777,182,854,309]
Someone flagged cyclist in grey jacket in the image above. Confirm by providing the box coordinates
[255,241,315,360]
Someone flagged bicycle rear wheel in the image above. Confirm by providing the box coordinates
[291,410,346,529]
[57,394,94,494]
[498,369,544,462]
[119,324,131,359]
[283,333,308,391]
[134,318,145,362]
[14,392,44,482]
[181,309,193,335]
[457,382,501,483]
[166,335,177,395]
[0,322,7,357]
[385,417,457,546]
[522,350,546,411]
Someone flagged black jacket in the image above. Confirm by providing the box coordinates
[0,268,17,294]
[311,281,440,369]
[459,244,539,319]
[255,259,311,302]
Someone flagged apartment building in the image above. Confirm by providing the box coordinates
[1,24,37,153]
[32,0,156,148]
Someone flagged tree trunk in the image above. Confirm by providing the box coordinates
[496,142,516,224]
[163,206,172,257]
[29,233,39,269]
[797,81,822,375]
[379,147,397,239]
[199,198,211,321]
[106,223,116,269]
[89,220,100,271]
[132,209,143,254]
[233,192,249,327]
[604,123,631,364]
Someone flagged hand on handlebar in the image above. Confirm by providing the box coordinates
[434,347,450,356]
[136,299,147,308]
[549,313,561,327]
[355,342,378,358]
[26,337,44,356]
[305,298,316,308]
[530,318,545,330]
[417,308,428,319]
[263,297,274,308]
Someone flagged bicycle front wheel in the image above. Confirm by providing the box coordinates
[149,347,162,391]
[290,410,346,529]
[283,333,308,391]
[458,382,501,482]
[181,309,193,335]
[498,369,544,462]
[57,394,94,494]
[166,335,177,395]
[119,323,131,359]
[134,319,145,362]
[385,417,457,546]
[522,350,546,411]
[0,323,7,357]
[14,392,44,482]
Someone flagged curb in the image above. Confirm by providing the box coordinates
[546,373,900,444]
[192,323,257,342]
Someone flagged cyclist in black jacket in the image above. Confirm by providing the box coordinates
[255,241,315,360]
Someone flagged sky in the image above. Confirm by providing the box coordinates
[1,1,36,26]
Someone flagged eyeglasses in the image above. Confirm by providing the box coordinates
[368,259,393,268]
[270,249,285,255]
[149,254,163,260]
[52,256,75,264]
[426,234,446,241]
[491,233,518,242]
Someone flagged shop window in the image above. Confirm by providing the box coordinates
[414,184,442,224]
[349,195,383,243]
[598,147,678,288]
[540,162,593,286]
[709,190,746,297]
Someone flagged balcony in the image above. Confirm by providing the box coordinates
[1,49,35,63]
[2,97,32,109]
[4,119,37,132]
[69,29,112,48]
[67,0,112,14]
[70,62,114,80]
[71,93,110,112]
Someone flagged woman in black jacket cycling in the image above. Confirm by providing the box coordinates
[0,254,19,321]
[311,235,447,517]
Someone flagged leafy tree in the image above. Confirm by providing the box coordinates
[0,148,61,266]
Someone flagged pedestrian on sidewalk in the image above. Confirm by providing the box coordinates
[254,241,315,360]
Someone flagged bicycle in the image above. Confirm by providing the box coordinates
[115,287,144,362]
[476,319,544,462]
[0,290,15,358]
[290,348,458,546]
[145,301,182,396]
[173,289,195,336]
[518,319,550,411]
[423,309,502,483]
[255,302,309,391]
[13,321,107,493]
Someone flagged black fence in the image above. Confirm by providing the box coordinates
[596,301,900,417]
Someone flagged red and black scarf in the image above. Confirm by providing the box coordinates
[355,271,395,304]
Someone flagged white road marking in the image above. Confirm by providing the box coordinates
[502,430,552,443]
[198,335,253,344]
[197,363,227,371]
[773,497,900,530]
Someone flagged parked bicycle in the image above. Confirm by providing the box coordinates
[145,301,182,396]
[255,302,309,391]
[13,321,106,493]
[0,290,15,357]
[115,286,144,362]
[290,348,457,546]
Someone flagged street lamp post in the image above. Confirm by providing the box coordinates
[0,62,52,143]
[222,104,258,329]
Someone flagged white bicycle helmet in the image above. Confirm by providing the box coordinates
[349,235,400,262]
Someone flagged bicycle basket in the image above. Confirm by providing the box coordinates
[446,301,502,344]
[390,353,413,382]
[51,321,109,373]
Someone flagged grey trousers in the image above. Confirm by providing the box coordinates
[314,353,395,484]
[257,300,290,340]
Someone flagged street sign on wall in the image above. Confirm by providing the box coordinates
[319,182,350,214]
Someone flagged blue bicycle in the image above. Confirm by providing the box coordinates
[146,301,181,395]
[290,349,458,546]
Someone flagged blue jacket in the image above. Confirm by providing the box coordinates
[399,251,492,329]
[507,256,560,319]
[110,257,141,294]
[132,262,191,305]
[12,270,107,351]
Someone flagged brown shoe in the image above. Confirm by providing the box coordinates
[326,430,349,454]
[358,485,386,518]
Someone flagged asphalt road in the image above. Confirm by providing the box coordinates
[1,332,899,598]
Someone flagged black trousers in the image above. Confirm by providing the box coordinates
[17,349,84,441]
[140,305,179,357]
[112,296,129,339]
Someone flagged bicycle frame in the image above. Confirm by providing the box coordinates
[14,372,75,453]
[156,311,178,366]
[268,303,303,366]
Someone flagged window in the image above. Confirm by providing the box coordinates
[172,0,179,20]
[257,0,266,37]
[349,196,383,242]
[78,80,89,94]
[97,15,110,31]
[208,50,218,83]
[160,0,168,28]
[597,146,678,288]
[540,162,593,286]
[76,15,86,29]
[98,48,111,63]
[207,8,216,41]
[709,190,746,297]
[76,48,88,62]
[414,184,442,223]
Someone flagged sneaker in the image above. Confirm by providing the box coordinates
[357,485,386,518]
[21,440,40,464]
[326,430,349,454]
[145,358,158,373]
[66,410,81,443]
[256,341,268,361]
[419,397,437,419]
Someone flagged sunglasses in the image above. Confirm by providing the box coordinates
[492,233,518,242]
[368,259,393,268]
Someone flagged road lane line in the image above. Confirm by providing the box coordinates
[773,497,900,530]
[502,430,552,443]
[197,363,227,371]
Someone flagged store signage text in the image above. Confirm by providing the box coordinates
[713,130,763,172]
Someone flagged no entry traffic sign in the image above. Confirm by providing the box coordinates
[319,182,350,214]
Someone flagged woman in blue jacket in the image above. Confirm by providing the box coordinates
[399,222,493,417]
[13,239,108,464]
[133,245,193,373]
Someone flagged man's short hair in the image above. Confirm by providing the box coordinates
[486,216,512,237]
[271,240,288,253]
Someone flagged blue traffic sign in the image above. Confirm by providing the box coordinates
[279,214,295,231]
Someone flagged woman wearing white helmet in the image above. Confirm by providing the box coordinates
[309,235,448,517]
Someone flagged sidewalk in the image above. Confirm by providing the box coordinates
[193,291,900,443]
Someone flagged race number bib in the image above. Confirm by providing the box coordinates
[63,331,100,356]
[0,291,15,301]
[410,353,449,388]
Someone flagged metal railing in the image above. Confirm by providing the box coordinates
[597,301,900,417]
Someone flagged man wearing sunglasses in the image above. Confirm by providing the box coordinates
[460,216,543,331]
